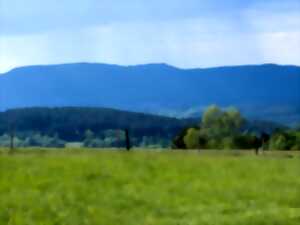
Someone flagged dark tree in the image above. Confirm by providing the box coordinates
[261,132,270,148]
[172,127,189,149]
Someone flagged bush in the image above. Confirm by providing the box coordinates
[268,131,300,150]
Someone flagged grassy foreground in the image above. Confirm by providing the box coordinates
[0,149,300,225]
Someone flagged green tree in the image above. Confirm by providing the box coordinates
[269,134,288,150]
[201,105,244,139]
[222,107,244,135]
[199,105,245,149]
[201,105,224,138]
[184,128,200,149]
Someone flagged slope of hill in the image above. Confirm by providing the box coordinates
[0,63,299,124]
[0,107,196,142]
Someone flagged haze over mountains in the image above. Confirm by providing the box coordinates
[0,63,299,125]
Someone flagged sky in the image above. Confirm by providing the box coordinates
[0,0,300,73]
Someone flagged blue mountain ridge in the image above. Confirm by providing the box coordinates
[0,63,299,125]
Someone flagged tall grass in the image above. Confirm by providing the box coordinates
[0,149,300,225]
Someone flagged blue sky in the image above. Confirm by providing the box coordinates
[0,0,299,72]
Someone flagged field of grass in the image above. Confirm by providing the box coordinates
[0,149,300,225]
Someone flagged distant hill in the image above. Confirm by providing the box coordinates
[1,63,299,125]
[0,107,195,142]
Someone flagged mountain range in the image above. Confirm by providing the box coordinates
[0,63,299,125]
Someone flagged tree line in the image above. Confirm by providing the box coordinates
[172,105,300,151]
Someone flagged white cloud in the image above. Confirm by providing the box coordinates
[0,19,260,72]
[0,33,54,72]
[1,7,300,73]
[256,31,300,65]
[244,4,300,65]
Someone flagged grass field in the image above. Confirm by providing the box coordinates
[0,149,300,225]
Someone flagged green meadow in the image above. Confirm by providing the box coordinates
[0,149,300,225]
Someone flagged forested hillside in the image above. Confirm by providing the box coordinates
[0,107,195,147]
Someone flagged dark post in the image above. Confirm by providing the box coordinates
[125,129,131,151]
[9,125,15,152]
[253,136,260,155]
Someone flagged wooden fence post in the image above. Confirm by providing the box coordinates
[125,129,131,151]
[9,125,15,152]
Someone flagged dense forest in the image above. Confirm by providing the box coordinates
[0,107,195,148]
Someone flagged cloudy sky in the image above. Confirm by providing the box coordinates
[0,0,299,72]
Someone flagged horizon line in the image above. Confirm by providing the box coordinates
[1,61,300,75]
